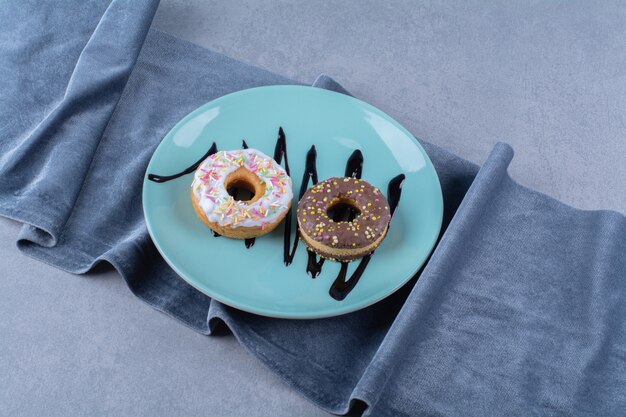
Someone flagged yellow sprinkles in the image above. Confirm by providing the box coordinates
[296,176,392,252]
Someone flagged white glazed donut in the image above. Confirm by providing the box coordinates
[190,149,293,238]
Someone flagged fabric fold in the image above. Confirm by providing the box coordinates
[0,0,159,245]
[1,3,625,417]
[368,148,626,416]
[347,143,516,412]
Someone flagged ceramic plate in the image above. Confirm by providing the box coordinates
[143,86,443,319]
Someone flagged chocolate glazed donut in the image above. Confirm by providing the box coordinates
[296,177,392,261]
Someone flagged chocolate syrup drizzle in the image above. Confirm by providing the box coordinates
[328,173,405,301]
[275,128,404,300]
[271,127,299,266]
[303,149,364,278]
[148,142,218,183]
[147,127,404,300]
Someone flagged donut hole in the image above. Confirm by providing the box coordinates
[224,167,265,203]
[326,198,361,223]
[227,180,255,201]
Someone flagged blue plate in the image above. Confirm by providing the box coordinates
[143,86,443,319]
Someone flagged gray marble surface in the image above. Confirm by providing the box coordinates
[2,1,624,416]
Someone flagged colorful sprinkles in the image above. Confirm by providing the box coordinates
[191,149,293,228]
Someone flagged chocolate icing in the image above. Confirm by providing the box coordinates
[296,177,391,259]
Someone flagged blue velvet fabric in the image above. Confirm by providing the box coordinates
[1,1,625,415]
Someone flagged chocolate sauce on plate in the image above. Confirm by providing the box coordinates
[307,149,363,276]
[148,142,218,183]
[148,127,404,300]
[328,173,404,301]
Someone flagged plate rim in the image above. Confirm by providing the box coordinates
[142,84,443,319]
